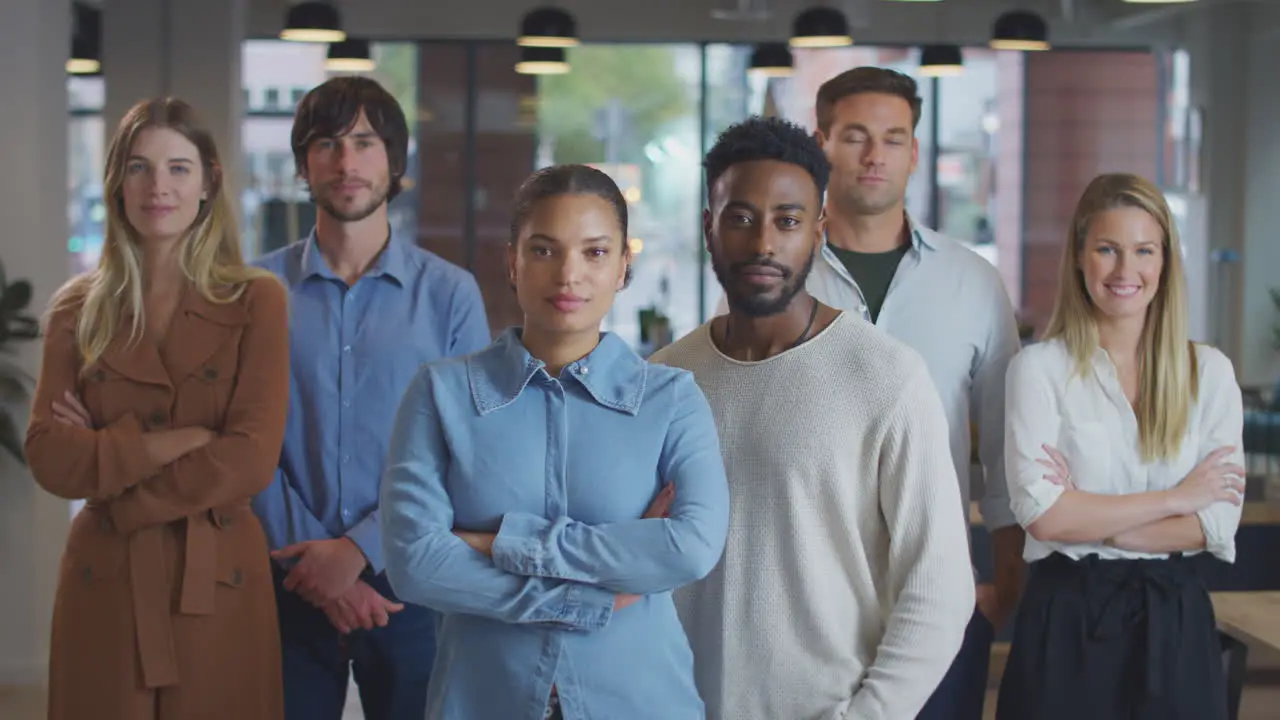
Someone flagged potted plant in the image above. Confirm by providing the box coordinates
[0,261,41,462]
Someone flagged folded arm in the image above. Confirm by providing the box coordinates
[109,280,292,534]
[490,373,729,595]
[847,367,977,719]
[24,313,162,501]
[380,368,617,631]
[1004,352,1180,544]
[1109,350,1245,560]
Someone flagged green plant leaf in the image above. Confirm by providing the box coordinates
[1,280,32,313]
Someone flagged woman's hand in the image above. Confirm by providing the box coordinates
[52,390,93,429]
[643,483,675,519]
[1036,444,1075,490]
[1165,445,1246,515]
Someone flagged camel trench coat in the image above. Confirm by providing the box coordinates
[25,276,290,720]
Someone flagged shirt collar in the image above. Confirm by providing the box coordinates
[467,328,648,417]
[823,211,935,253]
[299,225,409,286]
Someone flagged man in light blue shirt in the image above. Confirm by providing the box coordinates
[252,76,490,720]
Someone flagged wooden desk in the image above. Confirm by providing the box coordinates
[1212,592,1280,651]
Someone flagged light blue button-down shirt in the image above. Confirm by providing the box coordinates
[250,229,491,573]
[380,328,730,720]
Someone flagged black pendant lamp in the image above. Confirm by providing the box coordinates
[515,47,571,75]
[67,2,101,75]
[280,2,346,43]
[517,7,580,48]
[748,43,794,78]
[989,10,1050,51]
[327,39,375,72]
[790,6,853,48]
[919,44,963,77]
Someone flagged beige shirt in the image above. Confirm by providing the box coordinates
[652,313,975,720]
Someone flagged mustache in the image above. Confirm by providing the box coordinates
[730,257,791,277]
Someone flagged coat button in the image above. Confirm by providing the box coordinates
[203,367,218,380]
[93,369,106,382]
[149,411,167,426]
[218,514,234,528]
[231,569,243,586]
[99,515,111,532]
[82,566,93,582]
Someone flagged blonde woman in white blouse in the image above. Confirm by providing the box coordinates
[997,173,1245,720]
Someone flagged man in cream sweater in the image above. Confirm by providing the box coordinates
[652,117,974,720]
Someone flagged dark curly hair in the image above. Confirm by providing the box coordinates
[703,116,831,203]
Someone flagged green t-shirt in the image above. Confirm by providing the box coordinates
[826,242,910,323]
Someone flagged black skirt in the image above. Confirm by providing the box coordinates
[996,552,1227,720]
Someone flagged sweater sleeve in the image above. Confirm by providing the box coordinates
[846,361,976,719]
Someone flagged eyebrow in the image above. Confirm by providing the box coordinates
[527,233,613,244]
[839,123,910,136]
[724,200,809,213]
[127,155,195,164]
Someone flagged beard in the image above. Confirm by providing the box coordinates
[312,178,390,223]
[710,243,816,318]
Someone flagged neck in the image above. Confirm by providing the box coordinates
[1095,313,1145,365]
[521,326,601,377]
[825,201,908,253]
[720,292,818,362]
[314,206,390,284]
[141,237,183,292]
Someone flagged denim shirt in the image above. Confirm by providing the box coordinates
[250,230,491,573]
[380,328,730,720]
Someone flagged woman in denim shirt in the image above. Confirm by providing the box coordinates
[380,164,731,720]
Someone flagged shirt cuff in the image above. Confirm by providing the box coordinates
[555,582,615,632]
[491,511,554,577]
[1195,507,1236,563]
[345,514,384,574]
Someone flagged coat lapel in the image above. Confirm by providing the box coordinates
[98,314,171,389]
[160,284,250,384]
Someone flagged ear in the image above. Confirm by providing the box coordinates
[506,242,518,290]
[910,136,919,175]
[813,128,828,147]
[813,209,828,253]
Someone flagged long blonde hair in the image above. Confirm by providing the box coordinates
[50,97,272,373]
[1043,172,1197,462]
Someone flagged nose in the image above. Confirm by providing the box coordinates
[861,139,885,168]
[744,222,777,258]
[553,251,584,286]
[335,140,359,173]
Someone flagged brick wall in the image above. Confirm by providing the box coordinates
[1017,51,1159,334]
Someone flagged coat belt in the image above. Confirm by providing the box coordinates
[91,506,221,689]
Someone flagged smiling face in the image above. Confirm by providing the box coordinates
[706,159,825,317]
[1078,206,1165,322]
[510,193,630,337]
[120,126,207,244]
[302,109,391,223]
[816,91,918,217]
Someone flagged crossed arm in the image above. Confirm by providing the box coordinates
[379,368,729,630]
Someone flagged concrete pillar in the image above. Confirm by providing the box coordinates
[103,0,246,194]
[0,0,72,686]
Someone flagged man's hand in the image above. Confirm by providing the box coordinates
[321,579,406,634]
[986,524,1027,632]
[454,530,496,557]
[643,483,675,519]
[975,582,1006,629]
[272,537,368,606]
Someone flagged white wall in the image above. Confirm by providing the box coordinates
[0,0,72,686]
[1183,2,1280,387]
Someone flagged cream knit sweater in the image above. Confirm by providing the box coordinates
[651,313,975,720]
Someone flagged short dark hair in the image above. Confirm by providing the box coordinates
[703,116,831,201]
[510,164,633,286]
[291,76,410,200]
[815,67,923,135]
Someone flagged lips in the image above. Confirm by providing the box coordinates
[1105,284,1141,298]
[548,294,587,313]
[141,206,176,217]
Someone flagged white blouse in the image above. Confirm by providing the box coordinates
[1004,338,1244,563]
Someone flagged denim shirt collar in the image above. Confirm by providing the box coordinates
[467,328,648,417]
[299,225,409,286]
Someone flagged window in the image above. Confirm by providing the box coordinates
[67,75,106,275]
